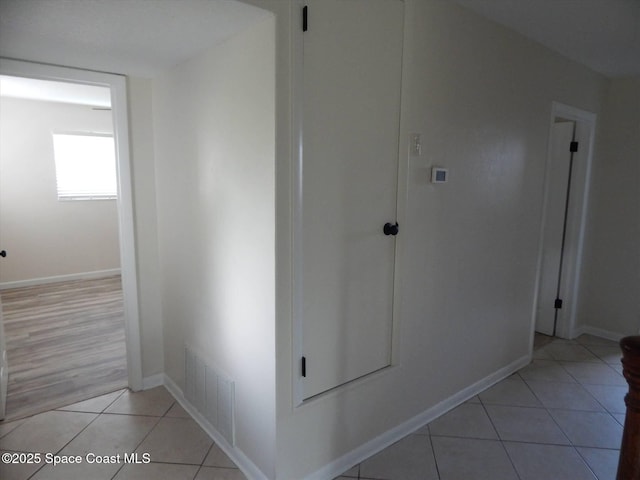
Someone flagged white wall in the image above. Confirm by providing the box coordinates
[0,97,120,284]
[578,77,640,338]
[64,1,622,477]
[127,77,164,379]
[152,13,276,478]
[275,2,608,478]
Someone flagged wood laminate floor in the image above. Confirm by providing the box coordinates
[0,275,127,421]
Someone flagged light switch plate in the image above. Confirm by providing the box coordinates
[409,133,421,156]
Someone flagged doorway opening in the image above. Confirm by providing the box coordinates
[0,59,142,420]
[534,102,596,341]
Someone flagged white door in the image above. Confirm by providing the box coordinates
[300,0,404,399]
[536,121,575,336]
[0,252,7,419]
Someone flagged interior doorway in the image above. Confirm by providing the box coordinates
[535,102,596,339]
[0,59,142,420]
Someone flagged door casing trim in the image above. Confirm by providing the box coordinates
[0,58,143,391]
[532,101,597,344]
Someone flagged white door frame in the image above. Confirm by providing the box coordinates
[0,304,7,419]
[533,101,596,340]
[291,0,305,407]
[0,58,143,391]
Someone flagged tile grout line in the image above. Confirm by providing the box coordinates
[193,441,217,480]
[528,345,620,479]
[105,395,173,480]
[519,366,614,416]
[541,359,600,451]
[553,352,628,431]
[426,426,442,480]
[573,449,605,480]
[54,387,125,480]
[22,401,111,480]
[477,392,524,480]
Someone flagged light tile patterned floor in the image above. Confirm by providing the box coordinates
[336,334,625,480]
[0,334,626,480]
[0,387,246,480]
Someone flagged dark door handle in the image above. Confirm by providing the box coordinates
[0,250,6,257]
[383,222,399,236]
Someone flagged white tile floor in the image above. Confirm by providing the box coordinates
[0,387,246,480]
[336,334,625,480]
[0,334,626,480]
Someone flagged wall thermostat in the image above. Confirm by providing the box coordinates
[431,167,448,183]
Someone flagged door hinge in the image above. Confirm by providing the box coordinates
[301,356,307,377]
[302,5,308,32]
[554,298,563,309]
[570,141,579,153]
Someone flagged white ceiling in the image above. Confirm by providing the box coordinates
[452,0,640,78]
[0,0,637,79]
[0,0,271,78]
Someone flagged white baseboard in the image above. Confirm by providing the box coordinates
[142,374,164,390]
[305,353,531,480]
[0,269,121,290]
[157,353,529,480]
[163,374,269,480]
[573,324,626,342]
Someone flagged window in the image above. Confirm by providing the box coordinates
[52,133,118,200]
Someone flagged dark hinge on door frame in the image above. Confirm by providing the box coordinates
[570,141,579,152]
[302,5,308,32]
[301,356,307,377]
[554,298,563,309]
